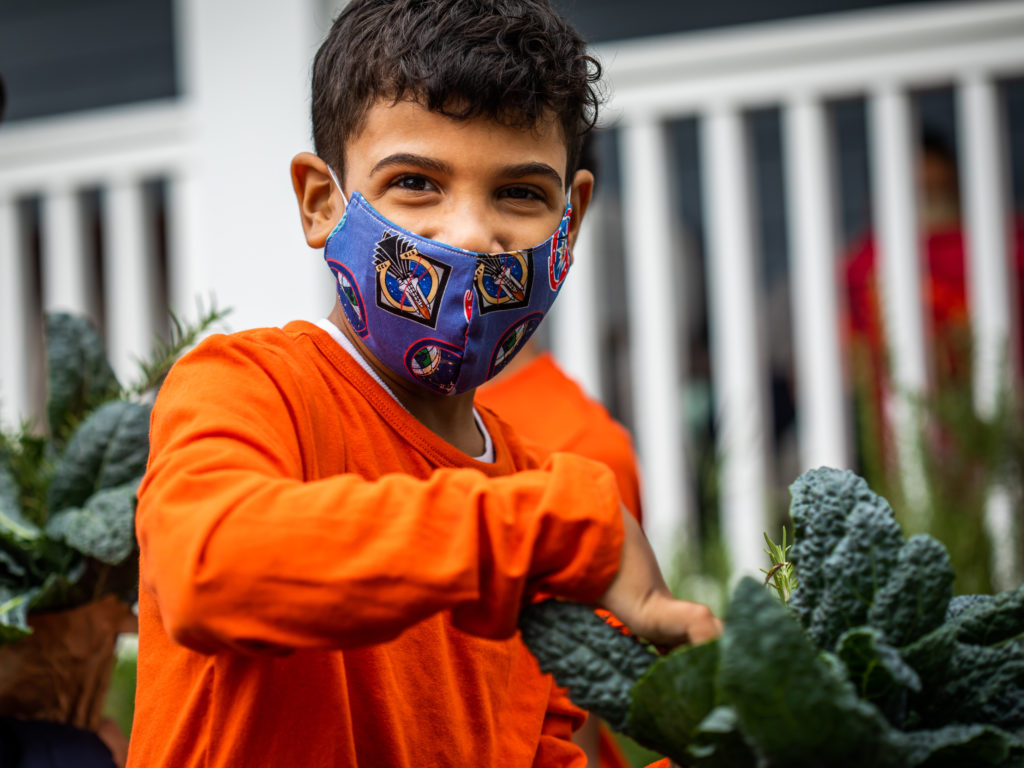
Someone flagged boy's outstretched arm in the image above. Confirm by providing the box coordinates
[597,511,722,647]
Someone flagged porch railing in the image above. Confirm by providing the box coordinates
[550,0,1024,576]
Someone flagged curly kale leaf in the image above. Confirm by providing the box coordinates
[945,593,994,621]
[809,501,905,648]
[788,467,901,644]
[837,626,921,726]
[868,535,954,647]
[628,639,720,761]
[718,577,906,768]
[44,312,121,442]
[47,400,151,514]
[45,481,139,566]
[951,584,1024,648]
[518,600,657,732]
[685,707,758,768]
[898,723,1023,767]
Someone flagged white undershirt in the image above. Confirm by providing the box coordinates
[315,318,494,463]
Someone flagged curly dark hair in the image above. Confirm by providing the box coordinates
[311,0,603,186]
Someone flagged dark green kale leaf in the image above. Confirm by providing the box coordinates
[47,400,151,514]
[685,706,758,768]
[898,723,1022,767]
[44,313,121,442]
[717,577,906,768]
[45,481,139,566]
[628,639,719,760]
[809,501,905,648]
[951,584,1024,647]
[837,626,921,725]
[788,467,899,641]
[868,535,954,647]
[518,600,657,732]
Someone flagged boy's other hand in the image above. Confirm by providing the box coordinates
[598,510,722,649]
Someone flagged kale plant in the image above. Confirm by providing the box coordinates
[520,467,1024,767]
[0,308,227,644]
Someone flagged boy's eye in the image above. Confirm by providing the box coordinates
[500,186,545,202]
[393,175,437,192]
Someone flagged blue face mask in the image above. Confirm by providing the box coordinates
[322,171,573,395]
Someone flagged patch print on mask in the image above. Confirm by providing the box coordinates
[374,232,451,328]
[488,312,544,378]
[405,339,463,394]
[327,260,368,338]
[547,209,572,291]
[473,251,532,314]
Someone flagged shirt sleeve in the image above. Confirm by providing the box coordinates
[137,336,624,655]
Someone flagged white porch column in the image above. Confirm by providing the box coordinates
[958,72,1018,588]
[783,94,849,472]
[103,177,155,385]
[702,105,770,578]
[869,84,929,520]
[549,195,604,400]
[41,185,91,318]
[620,117,693,569]
[0,197,31,429]
[178,0,328,332]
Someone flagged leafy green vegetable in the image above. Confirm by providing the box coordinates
[718,578,905,768]
[47,401,151,513]
[46,481,139,566]
[0,307,227,644]
[519,467,1024,767]
[44,313,121,443]
[629,640,719,759]
[0,585,39,643]
[518,600,656,731]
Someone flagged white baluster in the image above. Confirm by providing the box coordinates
[869,84,930,521]
[783,95,849,472]
[550,195,604,400]
[959,73,1014,416]
[620,117,693,569]
[103,177,155,385]
[0,196,31,429]
[41,185,92,318]
[702,105,770,578]
[166,171,209,318]
[958,73,1018,588]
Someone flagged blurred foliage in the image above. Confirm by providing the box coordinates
[851,337,1024,594]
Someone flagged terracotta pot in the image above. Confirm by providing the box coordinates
[0,595,130,731]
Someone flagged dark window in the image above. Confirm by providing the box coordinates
[0,0,178,122]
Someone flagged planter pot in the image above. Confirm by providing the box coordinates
[0,596,130,731]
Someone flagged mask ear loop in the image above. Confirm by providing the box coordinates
[326,166,350,207]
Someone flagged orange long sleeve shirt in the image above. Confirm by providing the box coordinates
[478,353,643,768]
[127,321,625,768]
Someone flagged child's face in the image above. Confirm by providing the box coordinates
[346,99,575,250]
[293,99,593,254]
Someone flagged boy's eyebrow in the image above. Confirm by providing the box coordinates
[500,162,564,188]
[369,154,563,188]
[370,153,452,177]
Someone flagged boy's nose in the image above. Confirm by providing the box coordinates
[429,206,506,254]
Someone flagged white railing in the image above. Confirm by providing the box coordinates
[0,100,194,427]
[551,0,1024,576]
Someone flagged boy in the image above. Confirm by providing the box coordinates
[128,2,719,766]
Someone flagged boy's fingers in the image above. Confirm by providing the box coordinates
[639,595,722,649]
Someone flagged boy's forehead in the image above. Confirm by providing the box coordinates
[344,98,569,177]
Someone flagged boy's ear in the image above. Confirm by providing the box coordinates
[567,168,595,249]
[291,152,345,248]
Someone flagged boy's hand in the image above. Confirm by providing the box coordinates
[598,509,722,648]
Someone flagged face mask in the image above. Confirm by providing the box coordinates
[322,170,573,395]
